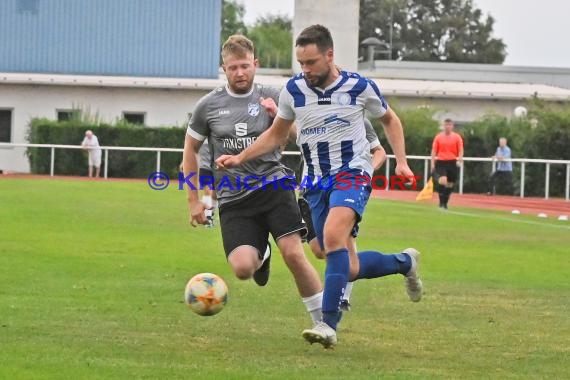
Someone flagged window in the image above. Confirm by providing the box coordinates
[0,109,12,143]
[57,110,73,122]
[123,112,145,125]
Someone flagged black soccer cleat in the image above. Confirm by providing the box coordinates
[297,197,316,243]
[253,242,271,286]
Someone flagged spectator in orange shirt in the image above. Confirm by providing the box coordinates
[430,119,464,209]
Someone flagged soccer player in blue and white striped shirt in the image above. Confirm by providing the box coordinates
[217,25,423,348]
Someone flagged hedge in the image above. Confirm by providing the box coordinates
[27,119,186,179]
[27,100,570,197]
[372,101,570,197]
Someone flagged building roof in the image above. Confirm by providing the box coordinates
[2,71,570,102]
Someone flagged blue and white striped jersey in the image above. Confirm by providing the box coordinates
[277,70,388,180]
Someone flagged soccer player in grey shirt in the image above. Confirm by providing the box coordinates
[182,35,323,326]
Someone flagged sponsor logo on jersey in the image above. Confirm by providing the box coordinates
[300,127,327,135]
[219,109,230,115]
[235,123,248,137]
[248,103,260,117]
[318,97,332,105]
[334,92,351,106]
[324,114,350,128]
[222,136,258,150]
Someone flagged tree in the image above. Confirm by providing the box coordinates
[221,0,247,45]
[248,15,293,69]
[359,0,507,64]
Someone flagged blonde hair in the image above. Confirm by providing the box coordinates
[222,35,255,61]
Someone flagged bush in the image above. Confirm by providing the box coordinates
[372,101,570,197]
[27,119,186,178]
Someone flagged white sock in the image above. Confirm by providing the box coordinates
[261,244,271,264]
[343,281,354,302]
[302,291,323,325]
[201,195,213,208]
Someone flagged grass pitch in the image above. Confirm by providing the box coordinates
[0,178,568,379]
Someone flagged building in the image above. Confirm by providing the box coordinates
[1,0,569,173]
[0,0,221,172]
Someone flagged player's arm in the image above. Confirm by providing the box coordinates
[430,139,438,172]
[216,116,294,168]
[457,136,464,167]
[378,107,414,180]
[371,146,387,171]
[183,135,209,226]
[184,100,211,227]
[288,122,298,143]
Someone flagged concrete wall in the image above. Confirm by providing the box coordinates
[292,0,360,72]
[0,84,208,172]
[0,83,548,173]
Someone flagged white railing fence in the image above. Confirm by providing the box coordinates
[1,142,569,201]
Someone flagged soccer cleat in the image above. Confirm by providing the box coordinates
[339,299,352,312]
[403,248,423,302]
[302,321,337,349]
[253,242,271,286]
[297,197,316,243]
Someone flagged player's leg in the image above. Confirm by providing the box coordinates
[435,161,448,208]
[325,186,422,302]
[219,201,270,283]
[341,235,359,311]
[265,187,324,324]
[199,168,215,227]
[443,162,458,208]
[488,171,498,195]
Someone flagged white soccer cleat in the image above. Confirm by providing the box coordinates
[403,248,423,302]
[302,321,337,349]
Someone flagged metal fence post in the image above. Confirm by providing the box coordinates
[156,151,161,173]
[423,159,429,186]
[545,163,550,200]
[459,164,464,194]
[104,149,109,179]
[520,162,525,198]
[566,164,570,202]
[50,147,55,177]
[385,157,390,191]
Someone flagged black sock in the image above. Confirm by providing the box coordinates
[438,190,445,206]
[444,187,453,205]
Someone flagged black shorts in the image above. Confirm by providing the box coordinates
[435,160,458,183]
[219,186,306,259]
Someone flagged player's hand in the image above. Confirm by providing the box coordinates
[395,162,416,187]
[260,97,277,118]
[456,160,463,168]
[189,200,208,227]
[215,154,243,170]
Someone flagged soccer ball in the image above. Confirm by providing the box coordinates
[513,106,528,118]
[184,273,228,316]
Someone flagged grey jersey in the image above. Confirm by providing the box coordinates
[187,83,289,206]
[198,140,212,171]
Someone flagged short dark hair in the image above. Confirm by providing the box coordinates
[444,118,454,124]
[295,24,333,53]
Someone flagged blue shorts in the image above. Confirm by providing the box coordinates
[304,173,372,250]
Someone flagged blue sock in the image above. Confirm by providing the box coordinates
[356,251,412,280]
[322,248,349,330]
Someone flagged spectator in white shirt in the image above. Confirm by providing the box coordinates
[81,130,102,178]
